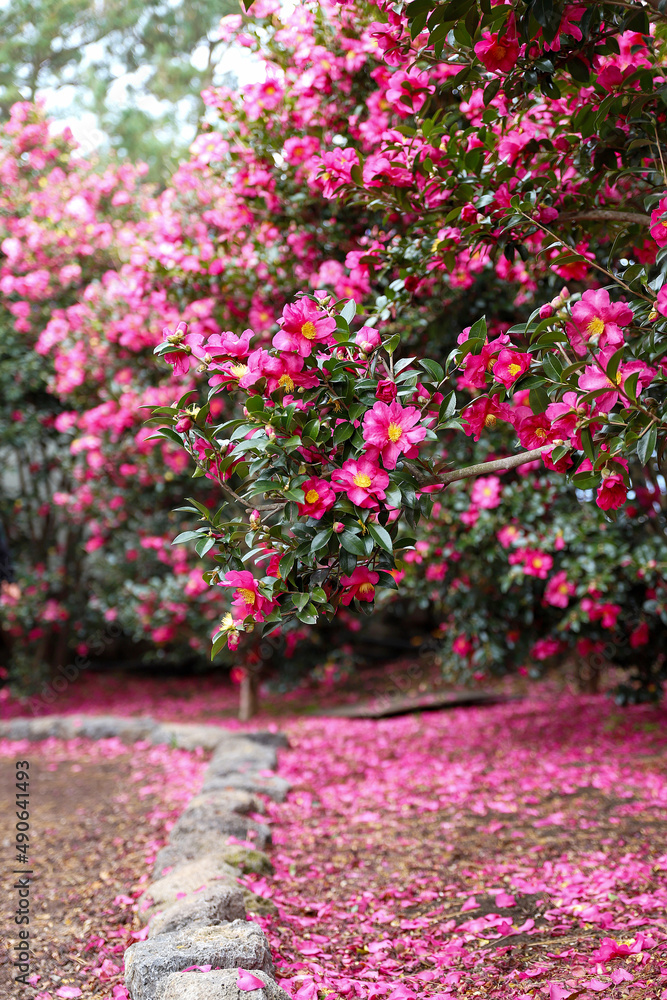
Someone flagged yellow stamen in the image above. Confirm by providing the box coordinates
[586,316,605,337]
[238,588,256,606]
[508,363,522,377]
[387,422,403,442]
[484,414,497,428]
[534,427,548,439]
[231,364,248,378]
[278,373,295,391]
[301,321,317,340]
[305,489,320,504]
[358,582,375,597]
[353,472,372,488]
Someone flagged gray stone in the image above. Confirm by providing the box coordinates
[208,738,277,776]
[77,715,157,741]
[243,731,289,750]
[138,858,240,922]
[169,808,271,849]
[124,921,273,1000]
[2,718,32,740]
[201,774,291,803]
[151,723,230,752]
[148,884,246,937]
[154,841,273,880]
[162,968,290,1000]
[185,789,264,816]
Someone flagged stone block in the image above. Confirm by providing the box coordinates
[161,968,290,1000]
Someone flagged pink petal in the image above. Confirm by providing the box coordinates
[460,895,477,912]
[237,969,266,991]
[495,892,516,907]
[56,989,82,999]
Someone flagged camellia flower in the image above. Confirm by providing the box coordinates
[375,379,397,403]
[272,298,336,357]
[474,30,520,73]
[339,567,379,605]
[452,635,473,656]
[355,326,382,353]
[471,476,502,509]
[219,570,276,622]
[461,397,510,441]
[362,400,427,469]
[570,288,633,350]
[544,570,575,608]
[297,477,336,520]
[512,407,553,449]
[578,353,655,411]
[331,458,389,509]
[596,468,628,510]
[630,621,650,648]
[262,353,319,394]
[162,321,205,376]
[649,196,667,247]
[492,348,531,388]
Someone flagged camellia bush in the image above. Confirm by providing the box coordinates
[150,0,666,704]
[2,0,666,711]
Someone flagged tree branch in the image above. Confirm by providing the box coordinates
[404,446,552,487]
[556,210,649,227]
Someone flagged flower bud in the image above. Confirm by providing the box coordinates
[333,521,345,534]
[175,416,192,432]
[375,379,397,403]
[539,304,554,320]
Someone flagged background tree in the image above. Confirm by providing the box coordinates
[0,0,238,181]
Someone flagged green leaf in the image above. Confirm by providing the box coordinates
[333,422,355,446]
[580,426,595,463]
[211,632,228,661]
[195,536,215,557]
[310,528,333,553]
[419,359,445,383]
[529,384,550,414]
[172,530,201,545]
[637,425,657,465]
[340,299,357,324]
[340,531,367,556]
[367,521,393,553]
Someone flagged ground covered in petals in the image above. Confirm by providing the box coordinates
[253,694,667,1000]
[0,737,206,1000]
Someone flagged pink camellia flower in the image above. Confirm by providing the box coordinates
[297,477,336,520]
[630,621,649,648]
[512,407,554,449]
[219,570,276,622]
[578,352,655,411]
[512,549,553,578]
[355,326,382,352]
[461,333,510,389]
[452,635,473,656]
[272,299,336,357]
[209,348,269,391]
[162,321,205,376]
[331,459,389,509]
[262,353,319,394]
[206,329,253,359]
[570,288,633,350]
[471,476,502,509]
[530,637,565,660]
[237,969,266,992]
[461,397,510,441]
[362,400,427,469]
[596,470,627,510]
[317,146,360,199]
[655,285,667,318]
[649,196,667,246]
[492,348,531,388]
[474,31,520,73]
[544,570,575,608]
[339,567,380,605]
[375,379,397,403]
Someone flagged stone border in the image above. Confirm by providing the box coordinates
[1,715,291,1000]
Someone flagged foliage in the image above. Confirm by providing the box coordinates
[150,0,666,697]
[0,0,237,180]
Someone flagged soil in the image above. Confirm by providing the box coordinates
[0,755,152,1000]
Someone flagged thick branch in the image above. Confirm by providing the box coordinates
[404,446,551,487]
[556,210,649,228]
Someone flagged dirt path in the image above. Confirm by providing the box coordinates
[0,752,165,1000]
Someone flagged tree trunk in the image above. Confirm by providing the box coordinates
[239,670,260,721]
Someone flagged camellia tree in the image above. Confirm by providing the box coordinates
[151,0,666,707]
